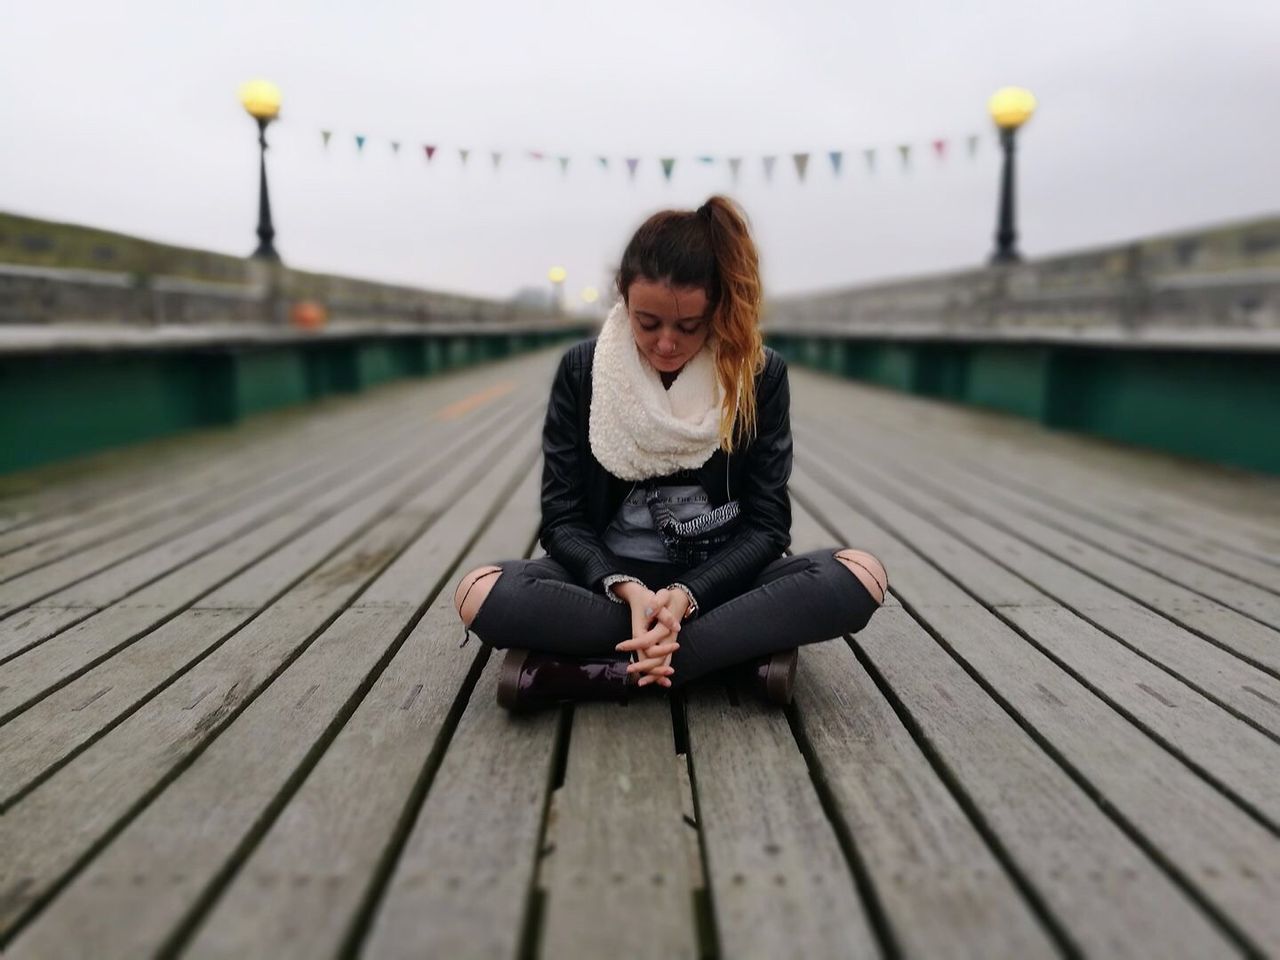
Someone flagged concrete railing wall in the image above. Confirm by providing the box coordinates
[0,211,560,328]
[765,213,1280,336]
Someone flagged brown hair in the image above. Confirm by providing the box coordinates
[613,194,766,453]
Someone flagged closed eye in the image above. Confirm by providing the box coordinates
[639,321,704,335]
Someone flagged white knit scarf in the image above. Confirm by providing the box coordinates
[588,297,724,481]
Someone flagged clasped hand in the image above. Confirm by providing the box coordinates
[612,584,690,688]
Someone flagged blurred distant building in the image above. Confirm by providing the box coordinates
[509,285,554,311]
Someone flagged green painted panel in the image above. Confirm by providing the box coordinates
[447,337,471,369]
[1047,349,1280,474]
[864,343,916,390]
[354,341,399,388]
[231,349,310,417]
[914,344,971,399]
[0,352,229,473]
[965,345,1051,419]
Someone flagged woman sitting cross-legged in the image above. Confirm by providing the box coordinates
[453,194,888,712]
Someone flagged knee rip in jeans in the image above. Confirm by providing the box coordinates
[833,550,888,606]
[454,565,503,626]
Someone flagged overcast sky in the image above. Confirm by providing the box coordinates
[3,0,1278,308]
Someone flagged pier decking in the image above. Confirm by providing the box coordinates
[1,346,1277,959]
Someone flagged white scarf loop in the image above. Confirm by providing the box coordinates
[588,297,724,481]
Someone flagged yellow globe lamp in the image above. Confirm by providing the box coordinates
[581,286,599,304]
[547,266,567,284]
[987,86,1036,131]
[987,86,1035,264]
[238,79,282,122]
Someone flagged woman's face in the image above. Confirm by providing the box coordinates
[625,278,712,374]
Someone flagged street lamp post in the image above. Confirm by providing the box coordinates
[987,86,1036,265]
[548,266,567,315]
[239,80,283,262]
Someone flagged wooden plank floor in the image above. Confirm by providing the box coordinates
[1,347,1277,959]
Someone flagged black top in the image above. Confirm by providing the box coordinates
[538,337,793,612]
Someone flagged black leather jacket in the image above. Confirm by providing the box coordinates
[539,337,793,614]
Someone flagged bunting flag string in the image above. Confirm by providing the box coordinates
[314,126,993,184]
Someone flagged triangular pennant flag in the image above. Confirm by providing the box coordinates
[527,150,545,160]
[728,157,742,184]
[321,130,332,149]
[424,145,437,162]
[932,138,947,161]
[967,134,980,158]
[625,158,639,181]
[491,151,503,170]
[459,148,470,166]
[558,156,570,176]
[391,141,401,155]
[597,156,609,170]
[828,151,843,176]
[762,155,777,182]
[897,144,911,169]
[660,158,676,182]
[698,156,716,165]
[792,152,810,182]
[355,135,366,153]
[863,148,876,173]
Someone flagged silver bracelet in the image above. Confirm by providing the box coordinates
[665,582,699,619]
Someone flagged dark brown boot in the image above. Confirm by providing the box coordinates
[737,648,798,705]
[496,648,636,713]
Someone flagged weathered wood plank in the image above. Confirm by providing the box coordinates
[0,386,399,575]
[827,424,1280,671]
[0,395,531,806]
[796,421,1280,738]
[0,403,538,947]
[788,463,1243,957]
[0,358,532,614]
[683,681,884,959]
[792,457,1279,955]
[799,431,1280,824]
[0,393,533,719]
[186,454,545,960]
[792,369,1280,567]
[777,501,1059,958]
[0,412,407,617]
[538,697,698,960]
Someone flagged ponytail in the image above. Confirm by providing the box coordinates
[698,195,765,453]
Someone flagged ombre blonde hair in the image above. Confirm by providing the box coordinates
[613,195,766,453]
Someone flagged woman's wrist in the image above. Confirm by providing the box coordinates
[604,574,647,603]
[665,582,699,620]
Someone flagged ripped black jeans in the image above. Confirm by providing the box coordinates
[463,548,884,688]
